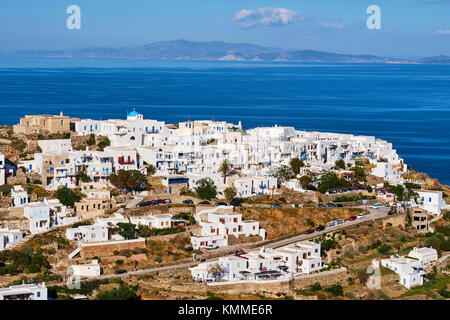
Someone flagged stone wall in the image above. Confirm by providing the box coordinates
[80,239,147,258]
[292,267,348,289]
[382,213,406,229]
[227,234,262,246]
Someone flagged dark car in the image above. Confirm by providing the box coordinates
[200,258,206,262]
[387,210,394,215]
[185,246,193,252]
[138,201,150,207]
[150,200,159,205]
[157,199,166,204]
[216,201,227,206]
[199,201,211,205]
[163,199,172,204]
[348,216,357,221]
[316,225,325,231]
[304,228,315,234]
[271,204,282,208]
[335,203,343,207]
[230,198,242,207]
[317,203,326,208]
[183,199,194,204]
[114,269,127,275]
[326,203,336,207]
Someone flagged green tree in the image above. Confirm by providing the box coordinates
[218,159,231,184]
[223,187,237,203]
[145,164,156,176]
[273,165,293,185]
[290,158,304,175]
[54,187,81,207]
[195,178,217,200]
[350,166,366,182]
[96,284,139,300]
[317,172,350,194]
[97,137,110,151]
[299,175,313,188]
[335,159,346,169]
[117,222,136,240]
[76,172,91,183]
[86,134,96,146]
[108,170,148,194]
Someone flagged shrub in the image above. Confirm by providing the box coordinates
[325,284,344,297]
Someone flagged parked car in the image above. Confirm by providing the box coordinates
[388,210,395,215]
[316,203,326,208]
[150,200,159,205]
[157,199,165,204]
[230,198,242,207]
[304,228,315,234]
[163,199,172,203]
[200,258,206,262]
[183,199,194,204]
[185,246,193,252]
[326,203,336,207]
[216,202,227,206]
[369,205,380,209]
[336,219,345,225]
[329,221,337,227]
[357,213,365,219]
[348,216,357,221]
[335,203,343,207]
[199,201,211,205]
[316,225,325,231]
[138,201,150,207]
[114,269,127,275]
[205,244,218,250]
[271,204,282,208]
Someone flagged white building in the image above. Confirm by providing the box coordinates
[191,206,264,250]
[371,161,401,184]
[0,282,47,300]
[11,185,29,207]
[415,190,447,216]
[381,256,426,289]
[190,241,323,283]
[0,228,23,251]
[130,214,172,229]
[274,241,323,274]
[66,225,109,242]
[68,260,102,277]
[0,153,5,185]
[407,247,438,265]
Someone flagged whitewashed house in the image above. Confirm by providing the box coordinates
[0,228,23,251]
[66,225,109,242]
[191,206,264,250]
[407,247,438,265]
[11,185,29,207]
[130,214,172,229]
[414,190,447,216]
[68,260,102,277]
[274,241,323,274]
[380,256,426,289]
[0,282,47,300]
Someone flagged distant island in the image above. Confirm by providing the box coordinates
[4,40,450,64]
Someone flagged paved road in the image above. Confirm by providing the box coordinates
[90,205,390,281]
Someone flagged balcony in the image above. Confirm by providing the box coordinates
[118,156,135,165]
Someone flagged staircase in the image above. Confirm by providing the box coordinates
[68,246,81,260]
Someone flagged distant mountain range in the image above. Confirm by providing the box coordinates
[5,40,450,64]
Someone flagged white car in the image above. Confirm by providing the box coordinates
[369,205,379,209]
[357,213,365,219]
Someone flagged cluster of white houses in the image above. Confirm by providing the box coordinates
[0,111,448,251]
[190,241,323,283]
[373,247,438,289]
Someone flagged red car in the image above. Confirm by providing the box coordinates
[348,216,357,221]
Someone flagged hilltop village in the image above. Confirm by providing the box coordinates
[0,111,449,300]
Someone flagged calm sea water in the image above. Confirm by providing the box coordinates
[0,58,449,185]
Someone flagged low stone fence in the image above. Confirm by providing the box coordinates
[292,267,348,289]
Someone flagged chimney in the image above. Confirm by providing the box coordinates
[60,111,63,117]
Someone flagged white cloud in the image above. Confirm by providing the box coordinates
[436,29,450,35]
[234,7,305,29]
[321,22,344,30]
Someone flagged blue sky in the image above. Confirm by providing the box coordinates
[1,0,449,57]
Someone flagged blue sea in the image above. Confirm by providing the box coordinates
[0,58,449,185]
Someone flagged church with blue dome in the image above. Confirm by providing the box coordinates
[127,109,143,121]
